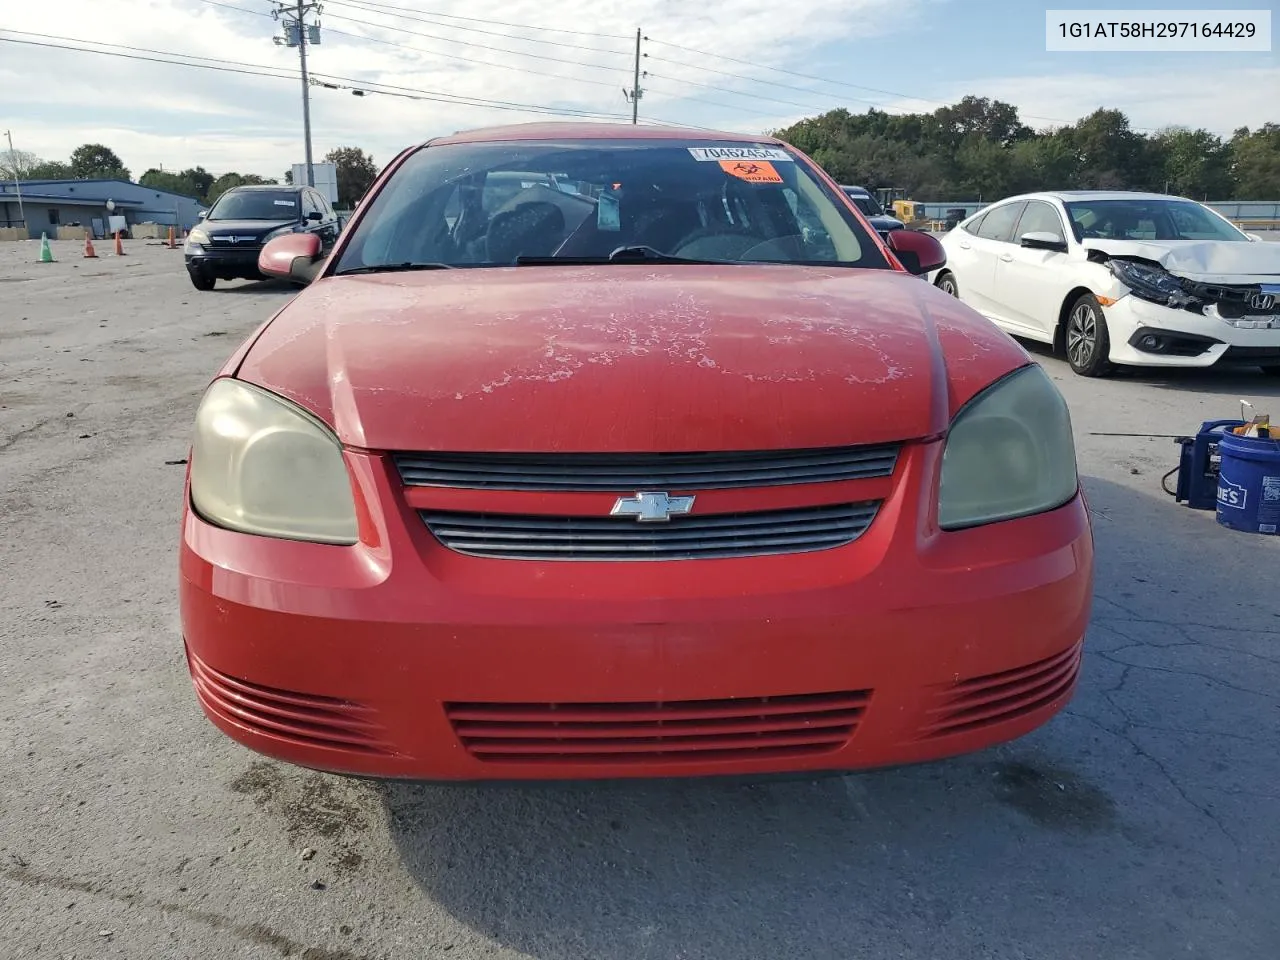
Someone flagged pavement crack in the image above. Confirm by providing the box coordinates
[1,864,371,960]
[1094,651,1279,702]
[1097,688,1243,849]
[0,416,57,452]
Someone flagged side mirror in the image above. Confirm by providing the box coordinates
[259,232,324,284]
[886,228,946,276]
[197,209,208,219]
[1020,231,1068,252]
[305,210,323,222]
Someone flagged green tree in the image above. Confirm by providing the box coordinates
[0,149,41,180]
[26,160,74,180]
[206,172,277,205]
[1149,127,1231,199]
[324,146,378,207]
[180,166,215,202]
[139,168,203,199]
[69,143,131,181]
[1229,124,1280,197]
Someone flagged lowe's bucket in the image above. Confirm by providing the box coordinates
[1215,431,1280,535]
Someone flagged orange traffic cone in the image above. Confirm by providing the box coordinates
[84,232,97,258]
[167,226,176,249]
[114,231,125,256]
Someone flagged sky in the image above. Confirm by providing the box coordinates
[1,0,1277,180]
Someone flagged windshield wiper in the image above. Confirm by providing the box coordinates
[335,262,454,275]
[515,245,722,266]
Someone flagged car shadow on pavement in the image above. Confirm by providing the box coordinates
[210,279,298,295]
[371,475,1280,960]
[1016,338,1280,397]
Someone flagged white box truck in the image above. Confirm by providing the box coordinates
[292,162,339,206]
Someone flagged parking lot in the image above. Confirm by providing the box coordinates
[2,238,1278,959]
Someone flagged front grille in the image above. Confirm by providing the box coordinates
[207,239,263,252]
[1183,279,1279,317]
[187,648,394,755]
[394,444,900,492]
[915,643,1082,740]
[446,690,872,764]
[421,501,880,560]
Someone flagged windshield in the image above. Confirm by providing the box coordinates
[334,139,889,272]
[1063,198,1248,243]
[207,190,300,221]
[844,191,883,217]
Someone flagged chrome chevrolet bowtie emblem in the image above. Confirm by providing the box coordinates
[610,491,695,523]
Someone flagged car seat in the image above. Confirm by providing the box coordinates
[484,201,566,263]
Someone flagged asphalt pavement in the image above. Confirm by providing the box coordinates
[1,238,1278,960]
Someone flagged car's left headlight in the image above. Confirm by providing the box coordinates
[190,378,359,544]
[1108,259,1195,308]
[937,364,1079,530]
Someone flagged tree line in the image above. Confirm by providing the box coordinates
[772,96,1280,200]
[1,143,380,208]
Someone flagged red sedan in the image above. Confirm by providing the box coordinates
[179,123,1093,780]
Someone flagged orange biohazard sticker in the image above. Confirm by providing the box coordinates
[719,159,783,184]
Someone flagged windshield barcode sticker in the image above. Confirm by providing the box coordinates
[688,146,793,162]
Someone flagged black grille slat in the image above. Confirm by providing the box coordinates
[395,445,899,491]
[422,502,880,561]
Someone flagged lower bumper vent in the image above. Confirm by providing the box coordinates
[446,690,873,764]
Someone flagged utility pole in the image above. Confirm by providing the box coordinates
[624,29,644,124]
[273,1,322,187]
[3,130,26,230]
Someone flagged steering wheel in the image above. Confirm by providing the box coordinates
[671,229,764,261]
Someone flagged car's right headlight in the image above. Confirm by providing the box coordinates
[937,364,1079,530]
[186,227,210,245]
[190,378,358,544]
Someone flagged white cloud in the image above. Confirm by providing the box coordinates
[1,0,1273,180]
[0,0,922,174]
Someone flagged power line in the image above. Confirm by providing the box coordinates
[644,38,942,106]
[195,0,628,90]
[0,34,299,81]
[642,37,1089,127]
[317,0,632,41]
[0,31,637,122]
[320,24,625,89]
[319,7,627,73]
[324,0,631,54]
[644,72,848,115]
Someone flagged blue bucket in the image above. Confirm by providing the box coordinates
[1216,430,1280,535]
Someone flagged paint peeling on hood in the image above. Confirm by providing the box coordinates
[1084,238,1280,284]
[235,264,1029,452]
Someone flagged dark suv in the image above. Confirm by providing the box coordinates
[184,184,341,290]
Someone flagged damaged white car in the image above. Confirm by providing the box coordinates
[932,191,1280,377]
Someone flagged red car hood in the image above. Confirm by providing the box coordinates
[234,264,1029,451]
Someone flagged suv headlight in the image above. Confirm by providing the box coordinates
[185,227,210,247]
[190,379,358,544]
[938,365,1079,530]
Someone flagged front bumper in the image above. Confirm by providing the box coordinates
[185,247,264,278]
[179,442,1095,781]
[1103,295,1280,368]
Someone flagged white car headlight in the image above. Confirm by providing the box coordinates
[190,379,358,544]
[186,227,210,245]
[938,365,1079,530]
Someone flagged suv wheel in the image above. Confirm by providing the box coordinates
[189,268,216,291]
